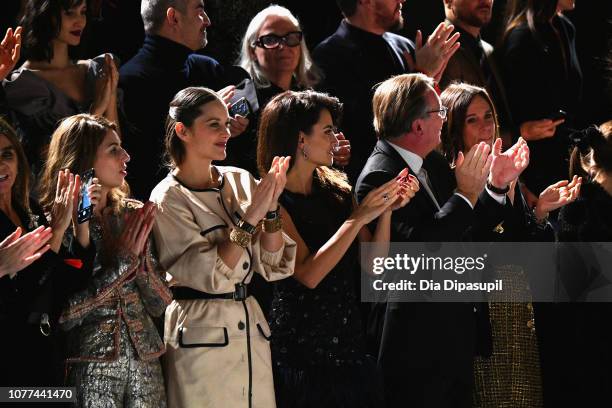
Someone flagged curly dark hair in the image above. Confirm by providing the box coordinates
[20,0,85,62]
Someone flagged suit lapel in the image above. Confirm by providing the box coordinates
[378,140,442,212]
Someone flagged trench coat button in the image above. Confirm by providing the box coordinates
[238,321,245,330]
[242,262,249,270]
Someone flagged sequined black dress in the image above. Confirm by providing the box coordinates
[270,178,383,408]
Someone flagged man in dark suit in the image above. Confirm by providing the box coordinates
[119,0,248,200]
[313,0,460,182]
[356,73,526,407]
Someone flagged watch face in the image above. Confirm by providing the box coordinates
[238,219,256,234]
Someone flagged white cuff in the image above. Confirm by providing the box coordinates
[485,186,507,205]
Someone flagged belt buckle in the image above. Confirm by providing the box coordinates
[233,283,247,301]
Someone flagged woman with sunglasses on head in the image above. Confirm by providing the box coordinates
[2,0,120,177]
[439,83,581,408]
[224,5,350,177]
[38,114,171,407]
[257,90,418,408]
[150,87,297,408]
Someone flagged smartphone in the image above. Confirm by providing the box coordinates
[551,109,567,121]
[229,97,252,117]
[77,168,95,224]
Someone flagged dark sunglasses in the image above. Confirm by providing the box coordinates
[254,31,303,49]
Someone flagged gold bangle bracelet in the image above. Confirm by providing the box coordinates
[263,215,282,233]
[229,227,252,248]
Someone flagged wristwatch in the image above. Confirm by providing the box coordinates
[486,181,510,194]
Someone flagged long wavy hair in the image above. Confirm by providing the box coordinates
[257,90,350,198]
[38,114,128,214]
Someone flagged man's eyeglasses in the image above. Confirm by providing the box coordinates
[427,106,448,120]
[254,31,303,49]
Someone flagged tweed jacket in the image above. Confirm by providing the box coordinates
[60,198,172,363]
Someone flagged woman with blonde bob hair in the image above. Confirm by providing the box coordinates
[39,114,171,407]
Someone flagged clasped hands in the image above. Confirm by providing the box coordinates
[455,138,529,206]
[244,156,291,227]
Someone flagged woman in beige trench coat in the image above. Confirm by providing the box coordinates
[150,87,296,408]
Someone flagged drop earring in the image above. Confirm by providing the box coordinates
[302,145,308,160]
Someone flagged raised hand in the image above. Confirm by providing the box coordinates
[119,202,157,256]
[0,26,21,81]
[403,23,460,82]
[229,114,249,138]
[269,156,290,210]
[91,56,113,116]
[332,131,351,167]
[0,226,52,278]
[87,177,103,208]
[50,170,79,235]
[389,170,420,211]
[489,137,530,190]
[106,54,119,94]
[534,176,582,220]
[216,85,236,107]
[244,164,277,225]
[352,171,411,224]
[520,118,565,141]
[455,142,492,205]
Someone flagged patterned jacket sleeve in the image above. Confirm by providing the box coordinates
[133,238,172,317]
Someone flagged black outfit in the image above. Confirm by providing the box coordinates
[270,176,383,408]
[467,183,554,242]
[553,181,612,407]
[469,183,554,408]
[0,199,91,387]
[119,35,246,200]
[355,140,506,408]
[500,15,583,195]
[0,86,9,121]
[221,81,300,177]
[313,20,415,183]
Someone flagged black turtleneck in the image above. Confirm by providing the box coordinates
[119,35,246,200]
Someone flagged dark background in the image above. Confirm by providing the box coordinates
[1,0,610,125]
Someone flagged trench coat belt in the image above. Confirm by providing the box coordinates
[171,283,248,301]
